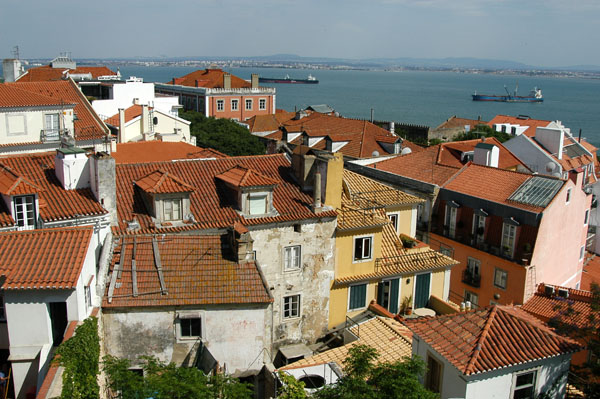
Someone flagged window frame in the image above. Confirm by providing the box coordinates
[283,294,301,320]
[13,195,36,230]
[388,213,399,232]
[566,188,572,204]
[494,268,508,289]
[445,204,457,238]
[180,318,202,338]
[353,235,373,262]
[216,99,224,112]
[472,214,486,244]
[501,222,517,258]
[464,290,479,306]
[585,209,590,226]
[245,98,253,111]
[511,369,538,399]
[231,99,239,111]
[425,353,443,393]
[163,198,183,221]
[283,245,301,271]
[248,193,268,215]
[259,98,266,110]
[348,283,368,311]
[466,257,481,277]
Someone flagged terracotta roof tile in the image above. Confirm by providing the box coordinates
[487,115,551,137]
[17,65,116,82]
[522,283,599,329]
[103,234,272,307]
[0,84,73,108]
[7,80,109,141]
[0,164,40,195]
[112,141,227,164]
[165,69,252,89]
[247,111,295,133]
[0,152,107,226]
[104,104,150,126]
[215,165,279,188]
[135,169,195,194]
[434,116,488,130]
[342,169,424,208]
[0,226,93,290]
[437,137,527,170]
[405,305,582,375]
[114,154,336,235]
[582,253,600,291]
[279,316,412,370]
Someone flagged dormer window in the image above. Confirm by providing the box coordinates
[216,165,278,218]
[134,170,194,225]
[14,195,36,230]
[0,165,40,230]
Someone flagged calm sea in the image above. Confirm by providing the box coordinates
[24,64,600,147]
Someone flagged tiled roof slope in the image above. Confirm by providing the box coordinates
[104,104,150,126]
[17,65,116,82]
[165,69,251,89]
[342,169,424,208]
[216,165,279,188]
[103,234,272,307]
[434,116,488,130]
[437,138,526,170]
[0,152,107,226]
[0,227,93,290]
[247,111,295,134]
[406,305,582,375]
[522,283,599,329]
[112,141,227,164]
[272,113,423,158]
[7,80,109,141]
[487,115,551,137]
[0,84,73,108]
[280,316,412,371]
[442,163,562,213]
[114,154,337,234]
[0,165,40,195]
[135,170,195,194]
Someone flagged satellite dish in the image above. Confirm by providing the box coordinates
[545,162,556,172]
[401,147,412,155]
[372,151,380,157]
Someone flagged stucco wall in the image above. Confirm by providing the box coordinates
[102,305,269,374]
[251,219,336,352]
[0,107,74,145]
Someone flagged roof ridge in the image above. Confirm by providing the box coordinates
[374,316,413,346]
[465,306,496,374]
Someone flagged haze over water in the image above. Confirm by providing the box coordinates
[120,65,600,148]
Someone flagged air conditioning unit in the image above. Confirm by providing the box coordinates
[544,285,555,296]
[557,288,569,299]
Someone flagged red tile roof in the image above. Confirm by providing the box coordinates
[272,113,422,159]
[7,80,109,141]
[103,234,272,307]
[442,163,561,212]
[104,104,150,126]
[0,165,40,195]
[165,69,251,89]
[114,154,337,235]
[215,165,279,188]
[17,65,116,82]
[405,305,582,375]
[581,253,600,291]
[112,141,227,164]
[0,226,93,290]
[247,111,296,133]
[0,84,73,108]
[522,283,599,329]
[487,115,551,137]
[135,169,195,194]
[0,152,107,227]
[434,116,488,130]
[437,138,526,170]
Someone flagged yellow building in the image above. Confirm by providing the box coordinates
[328,170,458,328]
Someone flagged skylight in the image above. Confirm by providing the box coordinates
[508,176,563,208]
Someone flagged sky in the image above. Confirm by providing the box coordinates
[1,0,599,68]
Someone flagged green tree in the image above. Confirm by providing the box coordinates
[314,345,438,399]
[103,355,253,399]
[452,124,511,143]
[277,371,308,399]
[54,317,100,399]
[179,110,265,156]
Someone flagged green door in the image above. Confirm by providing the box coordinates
[377,278,400,314]
[414,273,431,308]
[389,278,400,314]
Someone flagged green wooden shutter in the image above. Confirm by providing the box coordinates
[415,273,431,308]
[389,279,400,314]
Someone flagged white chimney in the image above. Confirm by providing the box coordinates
[55,147,90,190]
[2,59,24,82]
[118,108,126,143]
[141,104,150,138]
[473,143,499,168]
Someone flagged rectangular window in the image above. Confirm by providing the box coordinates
[425,355,443,393]
[473,214,486,245]
[512,370,537,399]
[259,98,266,110]
[231,99,239,111]
[180,318,201,337]
[163,198,182,221]
[566,188,572,204]
[249,194,267,215]
[348,284,367,310]
[283,294,300,319]
[85,285,92,309]
[353,236,372,261]
[464,290,479,306]
[216,99,224,112]
[501,223,516,257]
[14,195,36,230]
[388,214,398,231]
[245,99,253,110]
[494,268,508,289]
[585,209,590,225]
[466,257,481,276]
[284,245,301,270]
[581,246,585,261]
[439,244,453,257]
[445,205,457,239]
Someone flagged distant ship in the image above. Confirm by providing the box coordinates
[259,74,319,84]
[472,84,543,102]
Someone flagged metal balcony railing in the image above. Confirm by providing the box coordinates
[462,269,481,288]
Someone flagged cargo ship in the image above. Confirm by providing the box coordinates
[472,85,543,102]
[259,74,318,84]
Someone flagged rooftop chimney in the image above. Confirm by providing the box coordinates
[251,74,259,89]
[90,152,118,225]
[118,108,125,143]
[141,104,150,138]
[55,147,90,190]
[224,73,231,89]
[312,172,322,212]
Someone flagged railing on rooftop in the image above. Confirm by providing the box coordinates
[40,128,69,143]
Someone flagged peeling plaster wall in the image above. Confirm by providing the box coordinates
[251,218,336,352]
[102,304,269,375]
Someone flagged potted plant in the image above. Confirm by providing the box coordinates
[401,295,413,315]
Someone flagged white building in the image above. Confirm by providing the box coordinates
[406,305,582,399]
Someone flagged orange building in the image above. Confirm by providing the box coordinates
[155,68,276,121]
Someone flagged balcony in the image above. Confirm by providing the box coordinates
[462,269,481,288]
[40,128,69,143]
